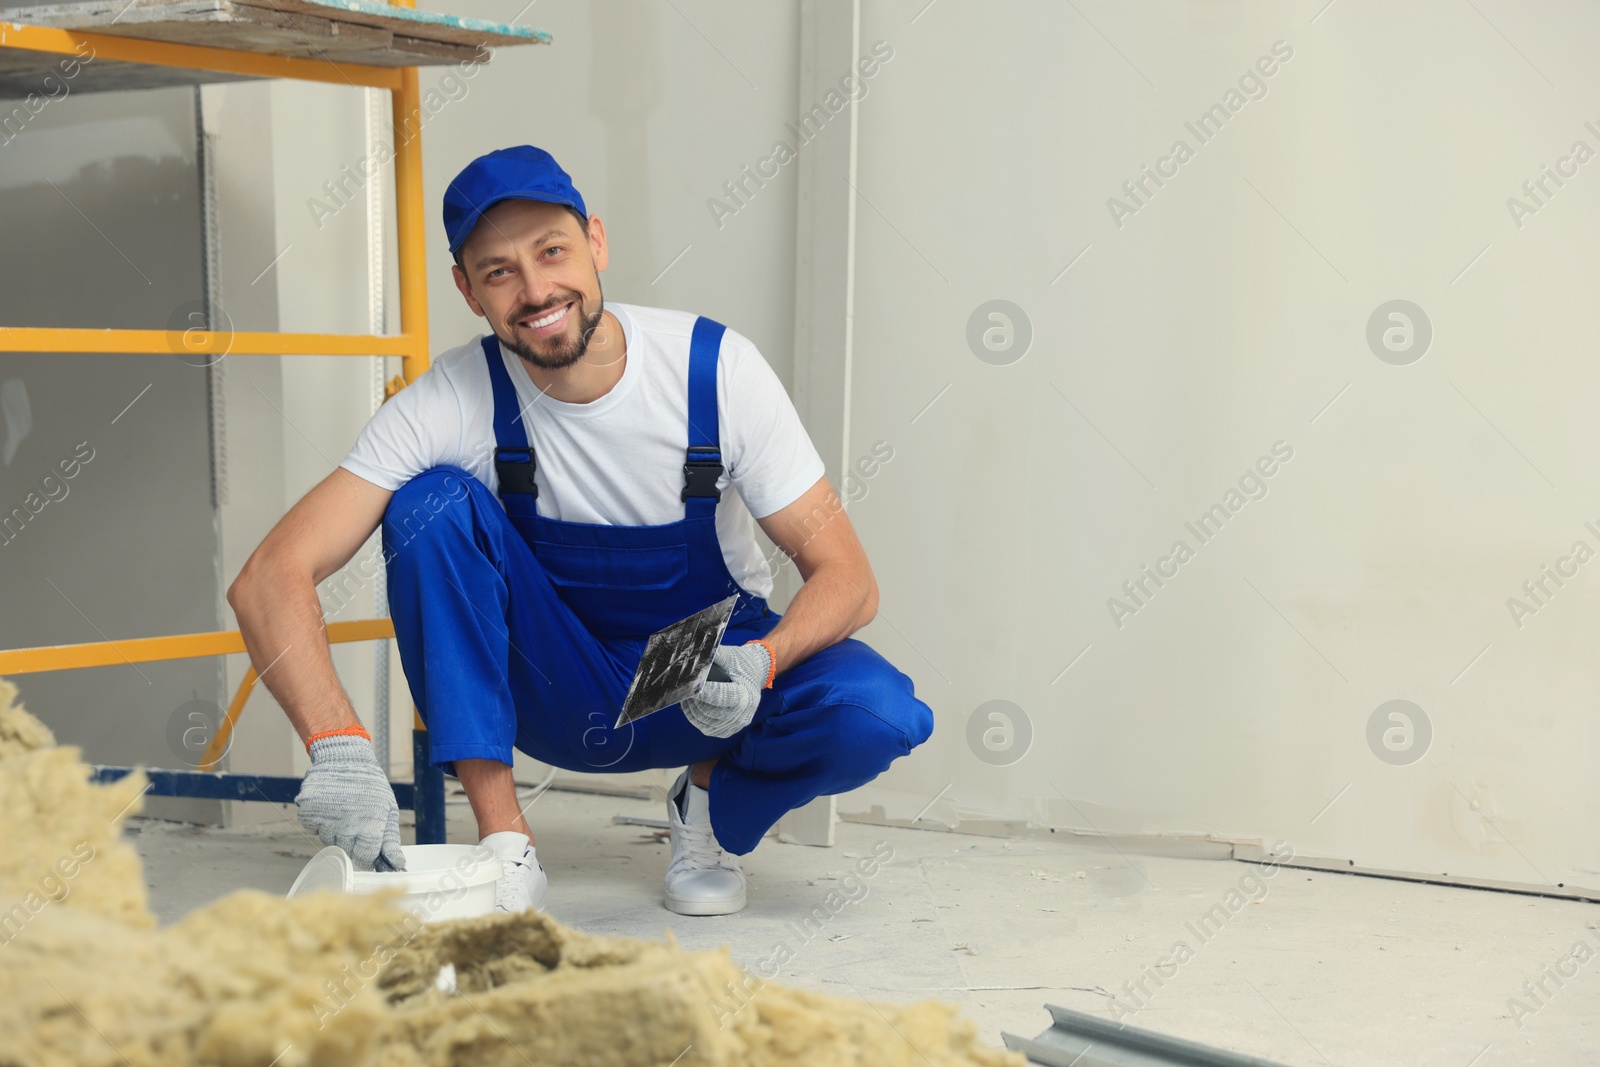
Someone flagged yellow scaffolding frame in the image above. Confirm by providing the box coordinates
[0,6,434,782]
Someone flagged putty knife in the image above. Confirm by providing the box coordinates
[615,594,740,728]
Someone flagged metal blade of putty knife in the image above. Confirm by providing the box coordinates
[614,594,741,729]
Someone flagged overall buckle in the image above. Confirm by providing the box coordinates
[681,445,723,501]
[495,446,539,497]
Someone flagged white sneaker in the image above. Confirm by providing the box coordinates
[480,830,548,913]
[665,769,746,915]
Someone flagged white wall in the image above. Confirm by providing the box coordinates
[203,75,400,820]
[835,0,1600,894]
[419,0,802,384]
[263,77,394,790]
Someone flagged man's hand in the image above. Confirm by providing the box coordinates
[679,642,772,738]
[295,733,407,872]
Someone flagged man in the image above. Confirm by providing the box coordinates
[228,145,934,916]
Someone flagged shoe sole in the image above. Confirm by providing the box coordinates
[664,890,747,916]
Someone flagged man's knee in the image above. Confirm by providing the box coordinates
[382,467,480,555]
[831,661,935,765]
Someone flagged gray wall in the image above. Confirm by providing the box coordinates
[0,81,222,821]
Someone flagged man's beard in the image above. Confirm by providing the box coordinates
[502,290,605,370]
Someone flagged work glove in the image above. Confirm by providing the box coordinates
[679,642,773,739]
[295,733,407,873]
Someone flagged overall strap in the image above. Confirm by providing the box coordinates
[482,333,538,497]
[682,316,726,519]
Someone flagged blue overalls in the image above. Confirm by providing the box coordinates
[381,317,934,855]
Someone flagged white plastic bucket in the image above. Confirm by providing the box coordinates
[288,843,503,923]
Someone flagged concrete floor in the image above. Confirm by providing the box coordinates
[128,788,1600,1066]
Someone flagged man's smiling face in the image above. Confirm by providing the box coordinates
[451,198,609,371]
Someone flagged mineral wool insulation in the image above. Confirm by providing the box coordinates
[0,680,1023,1067]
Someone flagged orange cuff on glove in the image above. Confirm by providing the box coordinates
[304,723,371,754]
[746,639,778,688]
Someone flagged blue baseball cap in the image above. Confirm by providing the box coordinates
[442,145,588,258]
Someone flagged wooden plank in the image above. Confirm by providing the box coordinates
[229,0,546,48]
[39,4,489,67]
[12,0,228,26]
[319,32,474,67]
[383,33,475,62]
[11,0,406,61]
[4,0,545,50]
[0,20,403,91]
[0,0,544,84]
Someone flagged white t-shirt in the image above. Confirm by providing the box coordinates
[339,302,825,600]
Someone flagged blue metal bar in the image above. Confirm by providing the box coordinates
[90,765,416,808]
[411,729,447,845]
